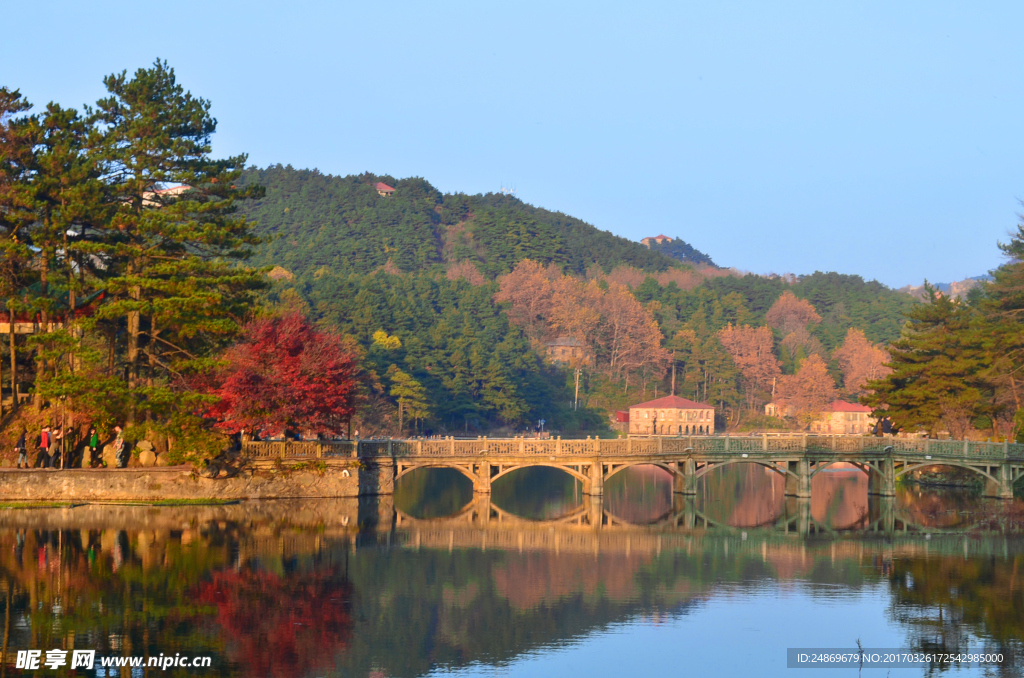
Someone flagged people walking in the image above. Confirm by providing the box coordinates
[36,426,51,468]
[52,427,64,468]
[88,427,100,468]
[14,431,26,469]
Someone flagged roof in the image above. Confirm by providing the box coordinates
[545,336,584,347]
[829,400,872,413]
[629,395,710,410]
[375,182,395,193]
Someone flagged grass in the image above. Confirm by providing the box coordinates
[0,501,81,509]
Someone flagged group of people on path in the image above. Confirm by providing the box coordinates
[14,425,125,469]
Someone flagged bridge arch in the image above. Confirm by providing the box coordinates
[602,461,678,483]
[894,460,999,485]
[693,458,799,481]
[394,462,479,485]
[809,459,883,480]
[489,462,590,486]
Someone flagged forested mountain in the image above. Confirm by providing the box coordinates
[241,166,922,436]
[237,166,682,279]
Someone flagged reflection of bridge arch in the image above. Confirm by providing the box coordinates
[394,494,982,542]
[395,496,595,529]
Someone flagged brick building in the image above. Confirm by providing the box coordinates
[628,395,715,435]
[544,336,589,364]
[810,401,875,434]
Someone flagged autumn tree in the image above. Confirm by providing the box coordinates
[594,282,670,387]
[766,291,822,334]
[775,354,838,421]
[205,314,359,436]
[493,259,558,340]
[832,327,890,397]
[717,324,781,411]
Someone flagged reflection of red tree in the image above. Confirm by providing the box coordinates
[196,569,352,678]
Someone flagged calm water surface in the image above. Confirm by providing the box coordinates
[0,465,1022,677]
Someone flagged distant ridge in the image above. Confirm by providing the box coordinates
[644,235,716,267]
[236,166,688,280]
[899,274,992,300]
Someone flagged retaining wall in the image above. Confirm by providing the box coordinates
[0,461,395,501]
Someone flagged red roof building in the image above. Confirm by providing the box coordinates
[375,182,395,197]
[628,395,715,435]
[811,401,875,435]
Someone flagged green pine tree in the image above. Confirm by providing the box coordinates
[387,364,430,435]
[863,286,994,437]
[91,60,265,424]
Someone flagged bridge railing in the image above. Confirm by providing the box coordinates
[240,435,1024,461]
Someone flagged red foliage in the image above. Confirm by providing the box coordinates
[196,568,352,678]
[205,314,358,435]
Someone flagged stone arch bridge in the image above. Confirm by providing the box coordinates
[243,434,1024,499]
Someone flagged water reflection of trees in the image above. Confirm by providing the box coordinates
[885,555,1024,671]
[197,568,352,677]
[0,495,1019,677]
[0,521,355,678]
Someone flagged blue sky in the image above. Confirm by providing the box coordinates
[6,1,1024,287]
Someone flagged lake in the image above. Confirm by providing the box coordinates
[0,465,1021,677]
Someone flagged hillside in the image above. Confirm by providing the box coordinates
[237,165,919,435]
[237,166,685,279]
[648,237,717,267]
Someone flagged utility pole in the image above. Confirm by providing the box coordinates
[671,361,676,396]
[574,366,581,411]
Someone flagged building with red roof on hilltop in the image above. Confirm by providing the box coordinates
[375,182,395,197]
[640,235,673,248]
[628,394,715,435]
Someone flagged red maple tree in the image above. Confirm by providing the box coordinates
[205,314,359,435]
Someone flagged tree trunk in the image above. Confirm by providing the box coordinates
[34,255,49,410]
[8,311,16,413]
[126,281,141,424]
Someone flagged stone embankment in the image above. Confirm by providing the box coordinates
[0,460,394,502]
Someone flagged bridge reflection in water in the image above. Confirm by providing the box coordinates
[390,490,997,563]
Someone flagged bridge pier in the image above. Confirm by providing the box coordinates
[784,459,812,498]
[983,462,1016,500]
[473,461,492,494]
[588,462,604,496]
[673,459,697,495]
[868,456,896,496]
